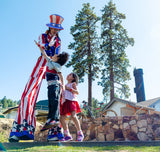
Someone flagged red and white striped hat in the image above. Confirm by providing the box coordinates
[46,14,64,30]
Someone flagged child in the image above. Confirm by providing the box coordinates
[35,40,69,132]
[60,73,84,142]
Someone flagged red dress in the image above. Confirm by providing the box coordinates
[60,83,81,116]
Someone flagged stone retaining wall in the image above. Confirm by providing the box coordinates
[4,113,159,142]
[68,113,160,141]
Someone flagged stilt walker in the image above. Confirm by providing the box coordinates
[9,14,64,142]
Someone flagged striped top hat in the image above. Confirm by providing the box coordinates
[46,14,64,30]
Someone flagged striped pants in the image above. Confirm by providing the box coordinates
[9,56,47,140]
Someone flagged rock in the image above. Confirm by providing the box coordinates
[105,128,114,141]
[123,116,131,123]
[154,127,160,138]
[114,129,124,139]
[126,131,138,141]
[153,118,160,124]
[112,124,119,130]
[147,117,153,125]
[89,124,96,140]
[131,125,138,133]
[137,120,147,128]
[106,132,114,141]
[118,117,123,124]
[123,123,130,130]
[138,114,147,120]
[129,120,136,125]
[137,132,149,141]
[146,125,153,135]
[97,125,103,133]
[139,127,146,132]
[97,132,105,141]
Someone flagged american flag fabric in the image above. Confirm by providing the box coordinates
[10,56,46,140]
[50,14,64,25]
[46,14,64,30]
[9,33,61,140]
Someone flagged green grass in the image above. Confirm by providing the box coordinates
[1,133,160,152]
[0,131,9,143]
[4,145,160,152]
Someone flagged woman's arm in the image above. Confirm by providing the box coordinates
[34,40,48,60]
[35,41,61,72]
[37,34,46,50]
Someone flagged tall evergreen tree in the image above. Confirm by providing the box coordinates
[67,3,100,107]
[99,0,134,102]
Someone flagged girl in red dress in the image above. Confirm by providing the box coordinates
[60,73,84,142]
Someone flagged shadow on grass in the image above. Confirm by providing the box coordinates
[0,142,6,151]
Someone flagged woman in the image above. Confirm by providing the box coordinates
[9,14,64,142]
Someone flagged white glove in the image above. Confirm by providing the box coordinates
[49,36,56,47]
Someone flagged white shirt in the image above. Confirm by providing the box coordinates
[64,83,78,101]
[46,56,61,72]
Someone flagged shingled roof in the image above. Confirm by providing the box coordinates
[136,97,160,107]
[102,97,154,111]
[3,99,49,115]
[35,100,48,111]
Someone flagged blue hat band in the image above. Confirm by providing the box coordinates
[46,23,63,30]
[51,23,61,28]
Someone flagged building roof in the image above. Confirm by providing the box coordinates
[35,100,48,111]
[3,99,49,115]
[136,97,160,107]
[0,113,5,118]
[103,97,155,111]
[3,106,19,114]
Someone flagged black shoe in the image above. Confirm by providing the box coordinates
[9,135,19,142]
[41,120,59,132]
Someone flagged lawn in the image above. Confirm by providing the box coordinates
[3,145,160,152]
[1,133,160,152]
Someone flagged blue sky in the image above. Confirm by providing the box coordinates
[1,0,160,104]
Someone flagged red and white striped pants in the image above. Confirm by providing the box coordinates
[10,56,47,139]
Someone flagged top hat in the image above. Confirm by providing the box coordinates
[46,14,64,30]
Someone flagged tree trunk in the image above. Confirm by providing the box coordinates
[109,11,114,102]
[87,19,92,107]
[110,67,114,101]
[88,64,92,107]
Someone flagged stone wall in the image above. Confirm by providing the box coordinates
[3,113,160,142]
[68,113,160,141]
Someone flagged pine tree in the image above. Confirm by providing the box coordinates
[1,96,8,108]
[67,3,100,107]
[99,0,134,102]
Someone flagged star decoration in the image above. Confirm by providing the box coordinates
[19,126,24,132]
[13,121,18,128]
